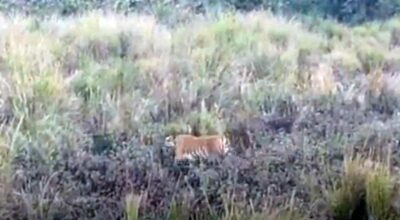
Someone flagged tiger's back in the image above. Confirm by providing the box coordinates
[165,134,230,161]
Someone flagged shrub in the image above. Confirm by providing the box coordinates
[187,101,226,136]
[356,45,386,74]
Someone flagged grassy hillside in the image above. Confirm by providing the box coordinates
[1,11,400,219]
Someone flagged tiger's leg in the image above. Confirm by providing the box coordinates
[197,146,207,158]
[190,150,199,161]
[224,146,229,154]
[183,153,195,161]
[183,144,194,160]
[175,154,185,161]
[216,140,227,155]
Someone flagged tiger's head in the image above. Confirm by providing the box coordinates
[164,135,176,147]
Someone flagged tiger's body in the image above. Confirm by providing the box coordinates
[164,134,231,161]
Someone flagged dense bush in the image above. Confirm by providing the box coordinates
[1,0,400,24]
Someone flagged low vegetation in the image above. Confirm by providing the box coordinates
[1,8,400,219]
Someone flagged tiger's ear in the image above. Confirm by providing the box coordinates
[164,135,175,147]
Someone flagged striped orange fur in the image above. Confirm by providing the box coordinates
[164,134,231,161]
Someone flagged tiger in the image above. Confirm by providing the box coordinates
[164,134,231,161]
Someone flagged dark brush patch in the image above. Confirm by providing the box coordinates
[5,100,400,219]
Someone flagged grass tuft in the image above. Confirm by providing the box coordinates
[329,158,399,219]
[125,193,142,220]
[329,158,368,219]
[365,161,396,220]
